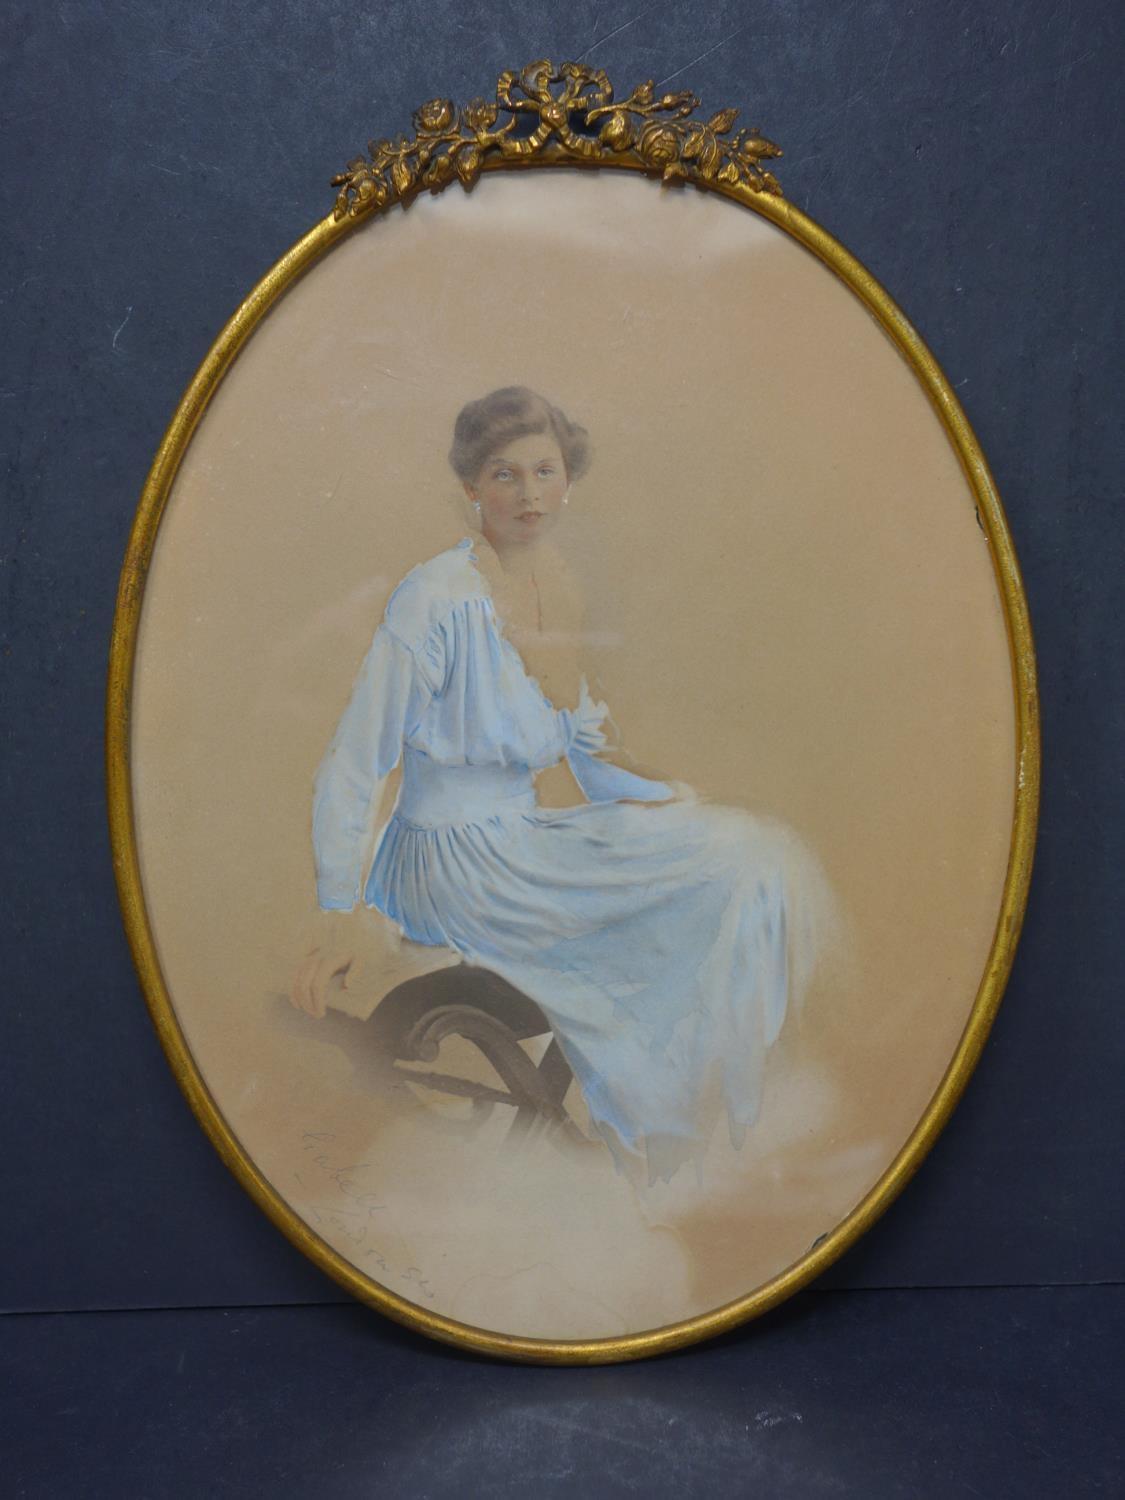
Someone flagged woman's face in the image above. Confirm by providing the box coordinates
[464,430,569,549]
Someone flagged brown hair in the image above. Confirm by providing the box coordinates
[448,386,591,485]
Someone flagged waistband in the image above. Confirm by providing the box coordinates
[394,745,537,830]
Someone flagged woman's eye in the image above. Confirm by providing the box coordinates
[537,467,556,478]
[493,469,513,481]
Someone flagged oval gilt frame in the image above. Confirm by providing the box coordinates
[106,60,1040,1364]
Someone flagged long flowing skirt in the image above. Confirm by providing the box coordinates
[368,794,835,1184]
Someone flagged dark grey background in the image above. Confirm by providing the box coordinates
[2,1,1122,1494]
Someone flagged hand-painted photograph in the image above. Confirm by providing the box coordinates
[295,381,840,1191]
[128,168,1018,1342]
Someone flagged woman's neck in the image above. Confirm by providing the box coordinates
[479,529,543,577]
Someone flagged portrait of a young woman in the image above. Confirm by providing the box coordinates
[290,385,838,1188]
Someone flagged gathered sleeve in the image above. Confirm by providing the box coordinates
[311,622,435,911]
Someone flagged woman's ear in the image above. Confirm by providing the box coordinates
[462,479,477,502]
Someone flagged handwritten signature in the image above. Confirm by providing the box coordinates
[294,1131,436,1300]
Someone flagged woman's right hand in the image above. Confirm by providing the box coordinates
[290,910,364,1019]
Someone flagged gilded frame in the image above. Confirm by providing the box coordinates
[106,60,1040,1364]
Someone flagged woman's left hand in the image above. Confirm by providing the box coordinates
[562,677,610,757]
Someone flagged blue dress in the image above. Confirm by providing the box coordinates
[312,538,832,1184]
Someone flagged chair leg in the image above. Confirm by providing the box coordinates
[505,1103,541,1145]
[537,1037,572,1111]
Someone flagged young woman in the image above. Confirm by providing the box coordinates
[291,386,836,1184]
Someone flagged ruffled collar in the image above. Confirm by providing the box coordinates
[457,536,585,708]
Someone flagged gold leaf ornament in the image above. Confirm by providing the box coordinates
[454,145,483,186]
[391,158,415,196]
[463,97,499,134]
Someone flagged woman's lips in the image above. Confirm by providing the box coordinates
[517,511,543,522]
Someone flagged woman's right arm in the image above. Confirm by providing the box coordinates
[291,622,424,1019]
[311,622,419,912]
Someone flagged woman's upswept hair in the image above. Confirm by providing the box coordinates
[449,386,591,485]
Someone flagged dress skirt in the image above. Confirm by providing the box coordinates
[366,748,832,1184]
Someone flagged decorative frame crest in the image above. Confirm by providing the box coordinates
[331,59,783,219]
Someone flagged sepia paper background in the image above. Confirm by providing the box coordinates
[131,170,1016,1339]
